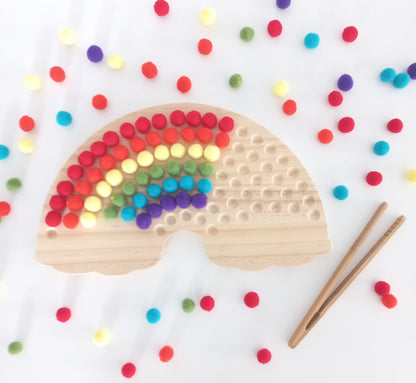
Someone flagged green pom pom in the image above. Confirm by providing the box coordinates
[122,181,136,196]
[103,206,118,220]
[184,160,197,175]
[182,298,195,313]
[150,165,164,179]
[6,178,22,191]
[229,74,242,88]
[167,161,181,176]
[199,163,214,177]
[111,194,126,208]
[8,341,23,355]
[136,172,150,186]
[240,26,255,42]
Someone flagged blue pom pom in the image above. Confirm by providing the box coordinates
[197,178,212,194]
[133,193,148,209]
[162,178,179,193]
[146,308,161,324]
[333,185,349,200]
[56,111,72,127]
[179,176,195,191]
[380,68,396,83]
[120,206,136,221]
[304,33,320,49]
[393,73,410,89]
[0,145,10,160]
[373,141,390,156]
[147,184,162,198]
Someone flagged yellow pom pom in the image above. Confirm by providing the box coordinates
[188,144,203,159]
[204,145,220,162]
[80,212,96,228]
[59,28,77,46]
[154,145,170,161]
[137,150,154,167]
[24,75,41,91]
[406,169,416,183]
[84,196,102,212]
[18,137,35,154]
[200,8,216,26]
[105,169,123,187]
[107,54,124,69]
[273,81,289,97]
[170,143,186,159]
[121,159,138,174]
[96,181,112,198]
[93,330,109,345]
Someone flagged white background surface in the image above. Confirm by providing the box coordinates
[0,0,416,381]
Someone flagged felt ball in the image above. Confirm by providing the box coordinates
[215,132,230,148]
[56,111,72,126]
[380,68,396,83]
[93,330,110,345]
[19,115,35,132]
[257,348,272,364]
[94,182,110,199]
[150,165,165,179]
[78,151,95,168]
[198,38,213,55]
[8,341,23,355]
[0,201,11,217]
[136,213,152,229]
[366,171,383,186]
[200,295,215,311]
[318,129,333,144]
[179,176,195,191]
[63,213,79,229]
[204,145,220,162]
[374,281,391,296]
[146,203,163,218]
[163,178,179,193]
[170,110,186,126]
[159,346,174,362]
[137,151,154,167]
[87,45,103,63]
[186,111,202,127]
[387,118,403,133]
[191,193,207,209]
[219,116,234,132]
[338,74,354,91]
[130,137,146,153]
[50,66,66,82]
[188,143,203,159]
[405,169,416,183]
[283,99,297,115]
[92,94,108,110]
[229,74,243,88]
[67,164,84,180]
[267,19,282,37]
[100,154,116,170]
[154,145,170,161]
[182,298,195,313]
[84,196,102,212]
[167,161,181,176]
[103,131,119,147]
[407,63,416,79]
[338,117,355,133]
[240,26,255,42]
[304,33,320,49]
[121,363,136,378]
[105,169,123,187]
[382,294,398,309]
[122,182,136,196]
[66,195,84,211]
[146,308,161,323]
[49,195,66,210]
[197,178,212,193]
[24,74,41,91]
[176,192,191,208]
[202,112,217,128]
[111,194,126,208]
[373,141,390,156]
[394,73,410,89]
[6,178,22,192]
[328,91,343,107]
[333,185,349,200]
[136,172,150,186]
[135,116,151,133]
[276,0,291,9]
[197,127,213,143]
[181,126,196,142]
[146,131,162,147]
[147,184,162,198]
[107,54,124,69]
[133,193,148,209]
[113,145,129,161]
[120,122,135,138]
[342,26,358,42]
[154,0,169,16]
[200,8,216,26]
[273,81,288,97]
[57,181,74,197]
[59,28,77,46]
[0,145,9,160]
[56,307,71,322]
[103,206,118,220]
[121,206,136,221]
[184,160,197,175]
[152,113,167,129]
[45,211,61,226]
[163,127,179,144]
[177,76,192,93]
[142,61,158,79]
[244,292,260,308]
[160,195,176,211]
[18,137,34,154]
[200,163,214,177]
[86,168,103,183]
[170,143,186,158]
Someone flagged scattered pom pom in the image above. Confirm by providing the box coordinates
[24,75,41,91]
[0,145,10,160]
[342,26,358,42]
[142,62,158,79]
[273,81,289,97]
[337,74,353,91]
[328,91,343,107]
[56,111,72,127]
[374,281,391,296]
[276,0,291,9]
[387,118,403,133]
[182,298,195,313]
[87,45,103,63]
[200,295,215,311]
[94,329,110,345]
[382,294,398,309]
[6,178,22,192]
[267,20,282,37]
[146,308,161,323]
[393,73,410,89]
[282,99,297,115]
[121,363,136,378]
[244,292,260,308]
[405,169,416,183]
[304,33,320,49]
[153,0,169,16]
[407,63,416,80]
[18,138,35,154]
[373,141,390,156]
[56,307,71,322]
[92,94,108,110]
[366,171,383,186]
[0,201,11,217]
[200,8,216,26]
[318,129,333,144]
[8,341,23,355]
[159,346,174,362]
[198,38,213,55]
[333,185,349,200]
[177,76,192,93]
[49,66,66,82]
[240,26,255,42]
[257,348,272,364]
[59,28,77,46]
[338,117,355,133]
[107,54,124,69]
[380,68,396,83]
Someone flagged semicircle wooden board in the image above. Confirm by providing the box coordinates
[36,103,332,275]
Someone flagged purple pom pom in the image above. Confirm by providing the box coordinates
[146,203,163,218]
[276,0,291,9]
[407,63,416,79]
[136,213,152,230]
[337,74,354,91]
[160,195,177,211]
[176,192,191,209]
[87,45,103,63]
[191,193,208,209]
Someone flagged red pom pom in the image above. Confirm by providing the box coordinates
[153,0,169,16]
[387,118,403,133]
[56,307,71,322]
[328,91,343,107]
[49,195,66,210]
[318,129,333,144]
[177,76,192,93]
[198,38,213,55]
[186,111,202,127]
[75,181,92,196]
[219,116,234,132]
[19,115,35,132]
[78,151,95,167]
[342,26,358,43]
[113,145,129,161]
[142,62,158,79]
[382,294,398,309]
[202,112,217,128]
[152,113,167,129]
[196,127,213,143]
[49,66,66,82]
[257,348,272,364]
[374,281,391,296]
[99,154,116,170]
[57,181,74,197]
[181,127,196,142]
[215,132,230,148]
[85,168,103,183]
[146,131,162,147]
[66,195,84,211]
[63,213,79,229]
[338,117,355,133]
[366,171,383,186]
[121,363,136,378]
[282,99,297,115]
[120,122,135,138]
[135,117,151,133]
[0,201,11,217]
[92,94,108,110]
[163,128,179,144]
[45,211,62,227]
[244,292,260,308]
[200,295,215,311]
[90,141,107,157]
[130,137,146,153]
[67,165,84,180]
[267,19,282,37]
[103,131,119,147]
[159,346,174,362]
[170,110,186,126]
